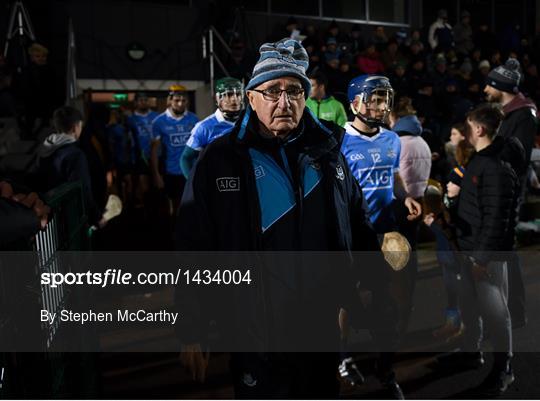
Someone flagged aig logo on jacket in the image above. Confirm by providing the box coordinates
[216,177,240,192]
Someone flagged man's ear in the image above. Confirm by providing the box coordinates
[246,91,257,111]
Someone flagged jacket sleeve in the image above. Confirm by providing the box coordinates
[0,198,40,247]
[473,162,516,265]
[336,102,348,128]
[512,111,538,165]
[63,151,102,226]
[174,149,216,345]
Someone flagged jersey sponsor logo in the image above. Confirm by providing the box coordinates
[357,165,393,190]
[170,133,189,147]
[216,177,240,192]
[254,165,266,180]
[349,153,365,161]
[336,164,345,181]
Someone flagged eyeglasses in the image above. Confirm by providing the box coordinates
[250,87,304,102]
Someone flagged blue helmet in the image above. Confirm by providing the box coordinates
[347,74,394,128]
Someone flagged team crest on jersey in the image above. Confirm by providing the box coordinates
[335,164,345,181]
[387,149,397,159]
[254,165,265,179]
[216,177,240,192]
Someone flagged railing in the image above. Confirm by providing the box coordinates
[202,26,232,97]
[0,181,96,397]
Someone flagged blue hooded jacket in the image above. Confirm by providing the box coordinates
[393,114,422,136]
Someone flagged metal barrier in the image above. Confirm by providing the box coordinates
[0,181,97,398]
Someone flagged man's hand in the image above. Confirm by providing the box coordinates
[446,182,461,198]
[0,181,14,198]
[12,192,51,229]
[404,197,422,221]
[423,212,435,227]
[180,343,209,383]
[471,262,490,282]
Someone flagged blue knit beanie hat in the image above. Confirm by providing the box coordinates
[246,38,311,98]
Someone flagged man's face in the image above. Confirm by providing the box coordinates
[484,85,503,103]
[309,79,325,100]
[73,121,83,140]
[353,92,390,122]
[465,118,481,147]
[217,90,242,112]
[247,77,305,138]
[30,51,47,65]
[170,95,188,115]
[135,97,149,112]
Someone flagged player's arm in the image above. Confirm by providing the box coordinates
[180,147,200,179]
[394,172,422,220]
[150,121,164,189]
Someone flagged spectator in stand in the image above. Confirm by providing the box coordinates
[456,58,474,94]
[453,10,474,57]
[473,59,491,90]
[438,78,474,137]
[324,37,342,63]
[347,24,365,58]
[470,48,482,69]
[405,29,425,52]
[490,50,503,68]
[282,16,300,40]
[306,71,347,127]
[407,56,428,95]
[225,39,255,83]
[322,55,342,96]
[302,25,322,53]
[428,9,454,53]
[371,26,389,52]
[335,57,357,102]
[413,79,440,129]
[389,62,411,99]
[444,122,466,167]
[381,39,406,71]
[474,22,497,58]
[430,55,451,95]
[325,19,346,44]
[406,39,425,63]
[357,41,384,74]
[305,44,322,75]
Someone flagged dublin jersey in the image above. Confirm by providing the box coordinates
[341,122,401,232]
[126,110,159,162]
[152,109,199,175]
[186,109,234,151]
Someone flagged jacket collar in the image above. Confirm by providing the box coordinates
[230,106,341,159]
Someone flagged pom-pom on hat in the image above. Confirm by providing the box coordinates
[487,58,522,93]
